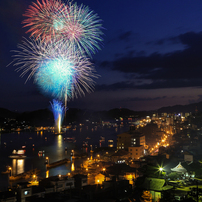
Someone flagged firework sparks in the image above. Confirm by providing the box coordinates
[62,2,104,56]
[22,0,104,56]
[22,0,67,41]
[51,99,65,134]
[11,37,98,102]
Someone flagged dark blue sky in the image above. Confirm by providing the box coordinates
[1,0,202,112]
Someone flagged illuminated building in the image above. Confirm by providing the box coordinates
[111,150,129,163]
[117,131,145,150]
[128,145,144,160]
[108,140,114,147]
[95,173,105,184]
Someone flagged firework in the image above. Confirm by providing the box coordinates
[61,2,104,56]
[22,0,67,41]
[11,37,98,102]
[51,99,65,134]
[22,0,104,56]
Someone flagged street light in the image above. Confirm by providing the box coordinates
[46,157,49,165]
[8,167,12,176]
[158,167,164,178]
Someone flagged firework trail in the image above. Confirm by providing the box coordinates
[22,0,104,56]
[11,37,98,102]
[51,99,66,134]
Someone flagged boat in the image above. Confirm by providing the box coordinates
[64,137,76,143]
[100,136,105,142]
[9,150,26,159]
[46,158,70,169]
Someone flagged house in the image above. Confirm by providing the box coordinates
[171,162,187,173]
[39,175,75,192]
[110,150,129,163]
[73,174,88,189]
[95,173,105,184]
[16,182,32,202]
[105,163,137,184]
[136,177,173,202]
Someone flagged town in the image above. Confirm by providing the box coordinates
[0,109,202,202]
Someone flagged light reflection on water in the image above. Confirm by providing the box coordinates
[46,170,49,178]
[71,160,75,172]
[57,135,62,148]
[12,159,24,175]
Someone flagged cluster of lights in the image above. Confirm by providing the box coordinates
[150,133,170,154]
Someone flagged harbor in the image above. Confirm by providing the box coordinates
[0,125,127,190]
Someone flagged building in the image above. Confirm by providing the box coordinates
[17,182,32,202]
[39,175,75,192]
[73,174,88,189]
[111,149,129,163]
[0,190,17,202]
[128,145,144,160]
[95,173,105,184]
[117,130,145,150]
[136,177,173,202]
[117,132,131,150]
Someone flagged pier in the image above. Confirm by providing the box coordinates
[46,158,70,169]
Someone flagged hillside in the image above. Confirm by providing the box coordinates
[0,101,202,126]
[157,102,202,114]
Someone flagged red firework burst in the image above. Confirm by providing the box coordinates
[22,0,67,41]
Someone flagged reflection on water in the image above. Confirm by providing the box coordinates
[46,170,49,178]
[17,159,24,174]
[71,159,75,172]
[12,159,24,175]
[56,134,64,158]
[57,135,62,148]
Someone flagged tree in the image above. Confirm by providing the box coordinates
[167,172,181,180]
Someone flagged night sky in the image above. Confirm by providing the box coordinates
[1,0,202,112]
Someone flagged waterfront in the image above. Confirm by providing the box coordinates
[0,124,129,190]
